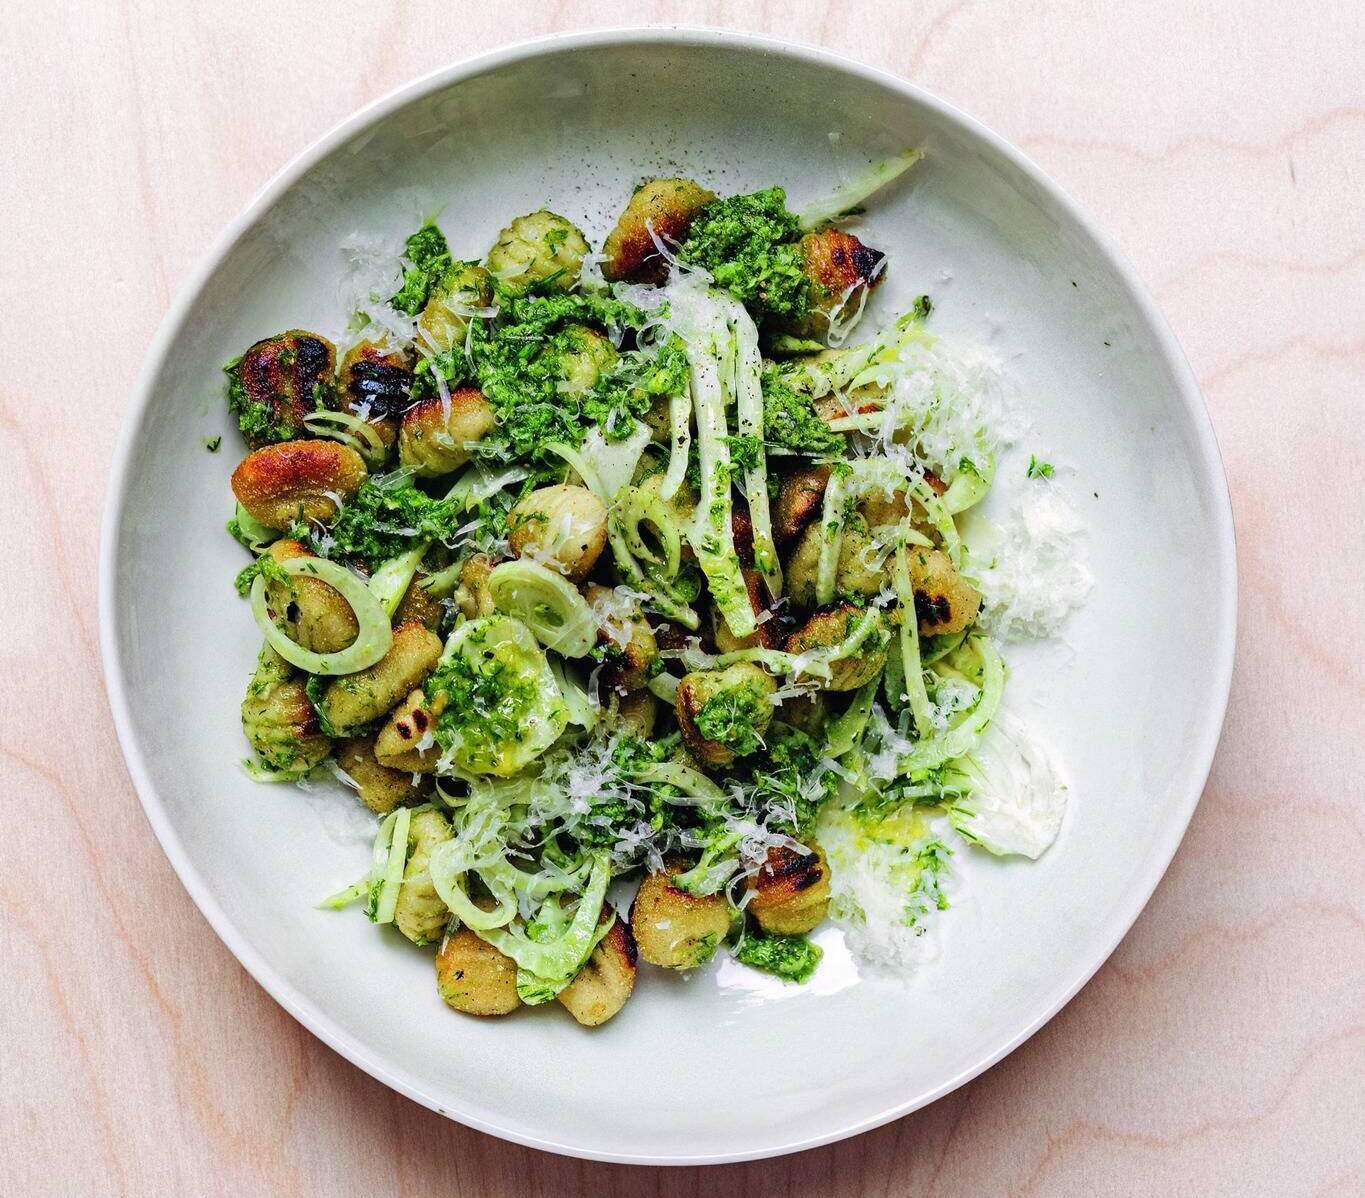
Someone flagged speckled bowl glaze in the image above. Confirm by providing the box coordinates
[101,28,1236,1164]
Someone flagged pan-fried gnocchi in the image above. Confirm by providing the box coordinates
[220,154,1081,1026]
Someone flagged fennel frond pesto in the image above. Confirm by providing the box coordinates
[224,152,1081,1024]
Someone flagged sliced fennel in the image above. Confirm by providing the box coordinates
[543,440,609,501]
[434,615,569,777]
[303,408,387,466]
[318,876,369,910]
[250,556,392,675]
[893,539,936,734]
[472,853,613,1002]
[487,559,598,657]
[824,676,881,758]
[578,424,652,502]
[815,464,851,606]
[549,656,599,729]
[369,541,428,616]
[685,319,754,638]
[229,503,275,552]
[782,307,931,401]
[899,636,1005,772]
[616,484,684,580]
[660,378,693,501]
[948,714,1067,858]
[444,462,530,511]
[366,807,412,925]
[718,291,782,596]
[550,440,700,629]
[633,762,729,806]
[798,149,923,230]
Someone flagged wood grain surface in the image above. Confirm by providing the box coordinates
[2,2,1362,1194]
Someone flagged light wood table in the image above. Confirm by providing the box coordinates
[2,2,1361,1194]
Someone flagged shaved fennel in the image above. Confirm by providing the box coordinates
[798,149,923,231]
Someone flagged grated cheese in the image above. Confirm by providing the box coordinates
[969,482,1093,641]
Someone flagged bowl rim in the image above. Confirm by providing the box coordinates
[98,24,1238,1166]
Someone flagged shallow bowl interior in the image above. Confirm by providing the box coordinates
[102,30,1235,1164]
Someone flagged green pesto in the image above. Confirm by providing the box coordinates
[682,931,720,968]
[425,640,539,756]
[677,187,810,322]
[760,368,842,455]
[234,552,290,597]
[304,674,360,740]
[693,683,769,758]
[414,289,688,463]
[723,433,763,473]
[308,478,462,571]
[742,728,840,837]
[904,838,953,927]
[569,732,680,848]
[389,222,452,316]
[733,932,823,983]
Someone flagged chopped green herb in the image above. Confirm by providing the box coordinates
[309,477,466,571]
[678,188,810,322]
[234,552,289,597]
[733,932,823,983]
[390,222,452,316]
[761,368,841,455]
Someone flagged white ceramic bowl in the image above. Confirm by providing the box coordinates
[101,29,1236,1164]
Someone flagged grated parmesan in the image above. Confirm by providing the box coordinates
[969,482,1093,642]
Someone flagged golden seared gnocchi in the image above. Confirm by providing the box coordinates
[785,512,887,609]
[788,228,887,339]
[394,807,454,946]
[228,330,336,447]
[436,920,521,1016]
[856,472,947,531]
[774,464,830,544]
[586,583,659,692]
[337,340,412,451]
[335,735,424,815]
[231,439,367,530]
[418,261,493,354]
[508,485,608,581]
[486,210,588,294]
[602,177,716,284]
[745,844,831,935]
[676,661,777,769]
[373,689,441,773]
[559,325,617,394]
[557,916,637,1026]
[615,689,657,740]
[241,645,330,776]
[784,602,889,691]
[392,572,443,632]
[453,553,497,620]
[398,387,497,478]
[631,862,730,970]
[317,622,442,736]
[222,170,1070,1019]
[261,539,359,654]
[907,546,982,636]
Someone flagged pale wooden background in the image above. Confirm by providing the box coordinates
[2,2,1362,1194]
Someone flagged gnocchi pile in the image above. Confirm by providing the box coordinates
[224,154,1067,1024]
